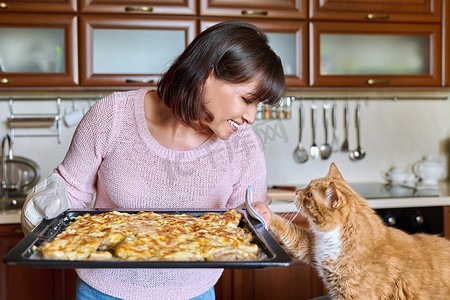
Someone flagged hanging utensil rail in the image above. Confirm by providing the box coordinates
[288,96,448,101]
[7,98,62,143]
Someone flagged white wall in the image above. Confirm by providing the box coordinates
[1,90,450,187]
[260,97,450,186]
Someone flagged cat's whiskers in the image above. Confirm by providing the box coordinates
[287,210,300,223]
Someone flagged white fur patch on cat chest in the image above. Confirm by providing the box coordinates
[314,226,341,262]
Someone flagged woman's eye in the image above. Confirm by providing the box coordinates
[242,97,252,104]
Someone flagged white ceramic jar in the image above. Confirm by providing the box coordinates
[413,156,445,186]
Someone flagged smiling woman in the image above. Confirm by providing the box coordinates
[158,20,285,133]
[22,20,285,300]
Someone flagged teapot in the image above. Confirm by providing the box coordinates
[382,167,415,185]
[413,156,445,186]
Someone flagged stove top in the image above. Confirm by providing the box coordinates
[350,183,441,199]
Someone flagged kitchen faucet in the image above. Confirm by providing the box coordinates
[1,134,13,197]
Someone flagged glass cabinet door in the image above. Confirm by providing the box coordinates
[310,22,442,87]
[201,20,307,87]
[309,0,441,22]
[0,14,77,87]
[80,16,196,86]
[200,0,306,19]
[79,0,196,15]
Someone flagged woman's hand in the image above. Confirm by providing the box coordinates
[252,201,272,226]
[21,173,71,235]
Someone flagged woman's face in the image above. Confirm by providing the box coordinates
[202,72,259,140]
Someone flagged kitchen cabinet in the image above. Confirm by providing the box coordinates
[215,212,328,300]
[0,224,76,300]
[445,206,450,239]
[79,16,196,87]
[0,0,449,89]
[200,0,307,19]
[79,0,196,15]
[201,19,308,87]
[445,4,450,87]
[310,21,442,87]
[0,13,78,87]
[309,0,441,23]
[0,0,76,13]
[216,262,326,300]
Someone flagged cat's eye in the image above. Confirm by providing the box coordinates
[308,192,313,198]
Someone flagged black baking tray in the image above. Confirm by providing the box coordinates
[3,208,292,269]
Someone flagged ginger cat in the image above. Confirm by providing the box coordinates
[269,163,450,300]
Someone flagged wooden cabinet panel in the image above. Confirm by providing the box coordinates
[0,13,78,87]
[444,206,450,239]
[79,15,196,87]
[200,0,306,19]
[201,19,308,87]
[216,264,327,300]
[79,0,196,15]
[0,0,76,13]
[444,3,449,87]
[1,225,54,300]
[309,0,441,23]
[310,21,442,87]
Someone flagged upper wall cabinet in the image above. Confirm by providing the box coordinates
[445,3,450,87]
[79,16,196,86]
[0,0,76,13]
[79,0,196,15]
[310,22,442,87]
[200,0,307,19]
[201,19,308,87]
[0,14,78,87]
[309,0,441,23]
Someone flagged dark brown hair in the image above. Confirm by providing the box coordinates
[157,20,285,131]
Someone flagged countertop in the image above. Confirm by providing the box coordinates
[2,183,450,225]
[0,209,21,225]
[268,182,450,213]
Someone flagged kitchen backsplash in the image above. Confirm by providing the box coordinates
[1,90,450,187]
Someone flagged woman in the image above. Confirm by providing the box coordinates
[22,20,285,300]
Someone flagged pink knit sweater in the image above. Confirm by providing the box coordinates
[56,89,270,300]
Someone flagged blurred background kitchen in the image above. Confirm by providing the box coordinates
[1,92,450,186]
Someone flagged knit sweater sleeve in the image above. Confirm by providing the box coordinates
[56,93,118,208]
[225,124,270,208]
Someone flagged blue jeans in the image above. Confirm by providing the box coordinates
[76,278,215,300]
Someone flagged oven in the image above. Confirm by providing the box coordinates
[352,183,444,236]
[376,206,444,235]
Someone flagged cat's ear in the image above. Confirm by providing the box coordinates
[327,182,346,209]
[328,163,345,181]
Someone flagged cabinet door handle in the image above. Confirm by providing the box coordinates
[366,79,390,85]
[241,10,268,16]
[125,79,155,84]
[125,6,153,12]
[0,3,9,9]
[365,13,389,20]
[1,78,10,84]
[12,228,23,234]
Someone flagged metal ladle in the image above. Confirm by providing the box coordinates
[310,103,320,159]
[293,104,308,163]
[331,102,340,152]
[319,103,332,160]
[340,103,349,152]
[349,104,366,160]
